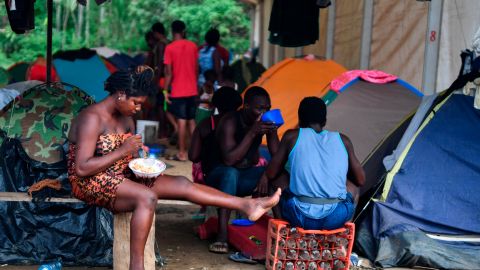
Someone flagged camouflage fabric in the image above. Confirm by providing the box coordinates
[0,82,94,164]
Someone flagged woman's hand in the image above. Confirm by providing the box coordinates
[120,134,143,156]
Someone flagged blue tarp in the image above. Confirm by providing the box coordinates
[53,55,110,102]
[356,94,480,269]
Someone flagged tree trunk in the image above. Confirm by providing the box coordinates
[85,1,90,47]
[77,5,84,40]
[55,1,61,31]
[61,9,70,49]
[98,5,105,45]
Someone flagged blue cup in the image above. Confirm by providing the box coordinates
[261,109,284,127]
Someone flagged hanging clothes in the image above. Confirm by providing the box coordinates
[4,0,35,34]
[268,0,320,47]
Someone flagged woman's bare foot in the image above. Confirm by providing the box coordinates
[246,188,282,221]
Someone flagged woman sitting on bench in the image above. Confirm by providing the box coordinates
[67,66,281,270]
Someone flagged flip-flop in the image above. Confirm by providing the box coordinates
[228,252,257,264]
[209,241,228,254]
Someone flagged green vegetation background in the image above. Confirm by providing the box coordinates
[0,0,251,68]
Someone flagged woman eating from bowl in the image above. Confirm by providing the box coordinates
[67,66,281,270]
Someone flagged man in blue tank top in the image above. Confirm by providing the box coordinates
[255,97,365,230]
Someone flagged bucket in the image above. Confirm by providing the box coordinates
[136,120,159,144]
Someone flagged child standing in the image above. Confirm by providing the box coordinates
[195,69,216,124]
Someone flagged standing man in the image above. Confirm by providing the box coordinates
[150,22,178,140]
[205,86,279,253]
[164,20,198,161]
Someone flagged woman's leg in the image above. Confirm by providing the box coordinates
[114,179,158,270]
[151,174,281,221]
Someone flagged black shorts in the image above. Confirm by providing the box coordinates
[170,96,196,120]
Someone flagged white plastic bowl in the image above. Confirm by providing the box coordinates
[128,158,166,178]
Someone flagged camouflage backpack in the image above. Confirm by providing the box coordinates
[0,82,94,164]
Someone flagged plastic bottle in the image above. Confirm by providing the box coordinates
[290,227,301,239]
[38,260,62,270]
[285,261,295,270]
[334,246,347,258]
[296,260,307,270]
[311,250,321,260]
[275,260,283,270]
[335,237,349,248]
[299,250,311,260]
[322,249,333,260]
[277,249,287,260]
[298,238,308,249]
[326,234,336,243]
[278,238,286,248]
[286,249,298,260]
[307,261,318,270]
[308,239,318,249]
[271,243,276,255]
[333,259,345,270]
[319,261,332,270]
[286,238,297,248]
[304,233,315,240]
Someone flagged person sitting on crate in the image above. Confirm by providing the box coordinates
[255,97,365,230]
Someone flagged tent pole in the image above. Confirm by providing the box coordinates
[360,0,373,70]
[46,0,53,84]
[422,0,443,95]
[325,0,335,59]
[295,47,302,57]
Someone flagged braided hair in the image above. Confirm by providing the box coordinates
[131,65,156,97]
[104,67,155,97]
[104,70,134,95]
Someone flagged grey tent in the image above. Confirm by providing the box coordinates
[324,78,423,195]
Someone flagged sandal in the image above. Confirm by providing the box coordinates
[209,241,229,254]
[228,252,257,264]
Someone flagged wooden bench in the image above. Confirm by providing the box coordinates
[0,192,193,270]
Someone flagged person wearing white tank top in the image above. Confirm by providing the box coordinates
[254,97,366,230]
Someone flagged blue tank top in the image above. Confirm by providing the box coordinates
[285,128,348,219]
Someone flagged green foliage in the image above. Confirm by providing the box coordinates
[0,0,251,68]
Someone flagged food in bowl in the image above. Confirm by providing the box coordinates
[129,158,166,178]
[131,162,158,173]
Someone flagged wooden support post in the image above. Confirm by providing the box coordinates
[113,212,156,270]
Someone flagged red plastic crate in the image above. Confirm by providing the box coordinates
[265,219,354,270]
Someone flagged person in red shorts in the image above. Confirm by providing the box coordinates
[164,20,198,161]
